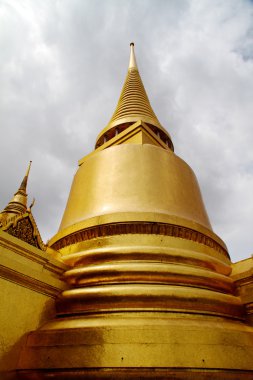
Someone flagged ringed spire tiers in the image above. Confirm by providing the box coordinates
[96,43,174,150]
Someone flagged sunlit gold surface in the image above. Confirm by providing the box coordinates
[0,230,67,378]
[57,144,212,233]
[17,44,253,379]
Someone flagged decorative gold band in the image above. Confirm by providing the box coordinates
[51,222,228,257]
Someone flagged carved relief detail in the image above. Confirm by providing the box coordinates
[6,217,40,248]
[2,213,45,251]
[52,222,228,257]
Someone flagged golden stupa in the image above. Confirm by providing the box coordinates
[17,44,253,379]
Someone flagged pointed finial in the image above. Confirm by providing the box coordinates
[0,161,32,217]
[19,161,32,193]
[129,42,138,70]
[26,160,32,177]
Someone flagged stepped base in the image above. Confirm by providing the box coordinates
[17,312,253,379]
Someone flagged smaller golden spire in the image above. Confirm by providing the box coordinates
[129,42,138,70]
[0,162,45,250]
[1,161,32,217]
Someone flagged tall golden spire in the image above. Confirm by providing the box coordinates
[96,43,173,149]
[1,161,32,216]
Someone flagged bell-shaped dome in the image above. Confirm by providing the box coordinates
[49,44,214,252]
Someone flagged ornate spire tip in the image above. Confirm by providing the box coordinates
[129,42,138,70]
[19,161,32,193]
[25,161,32,177]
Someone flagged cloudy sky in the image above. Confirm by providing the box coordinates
[1,0,253,262]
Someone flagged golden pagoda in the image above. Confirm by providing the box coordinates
[15,44,253,379]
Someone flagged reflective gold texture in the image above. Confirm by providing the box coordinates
[0,229,67,377]
[56,144,212,235]
[17,44,253,379]
[18,230,253,378]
